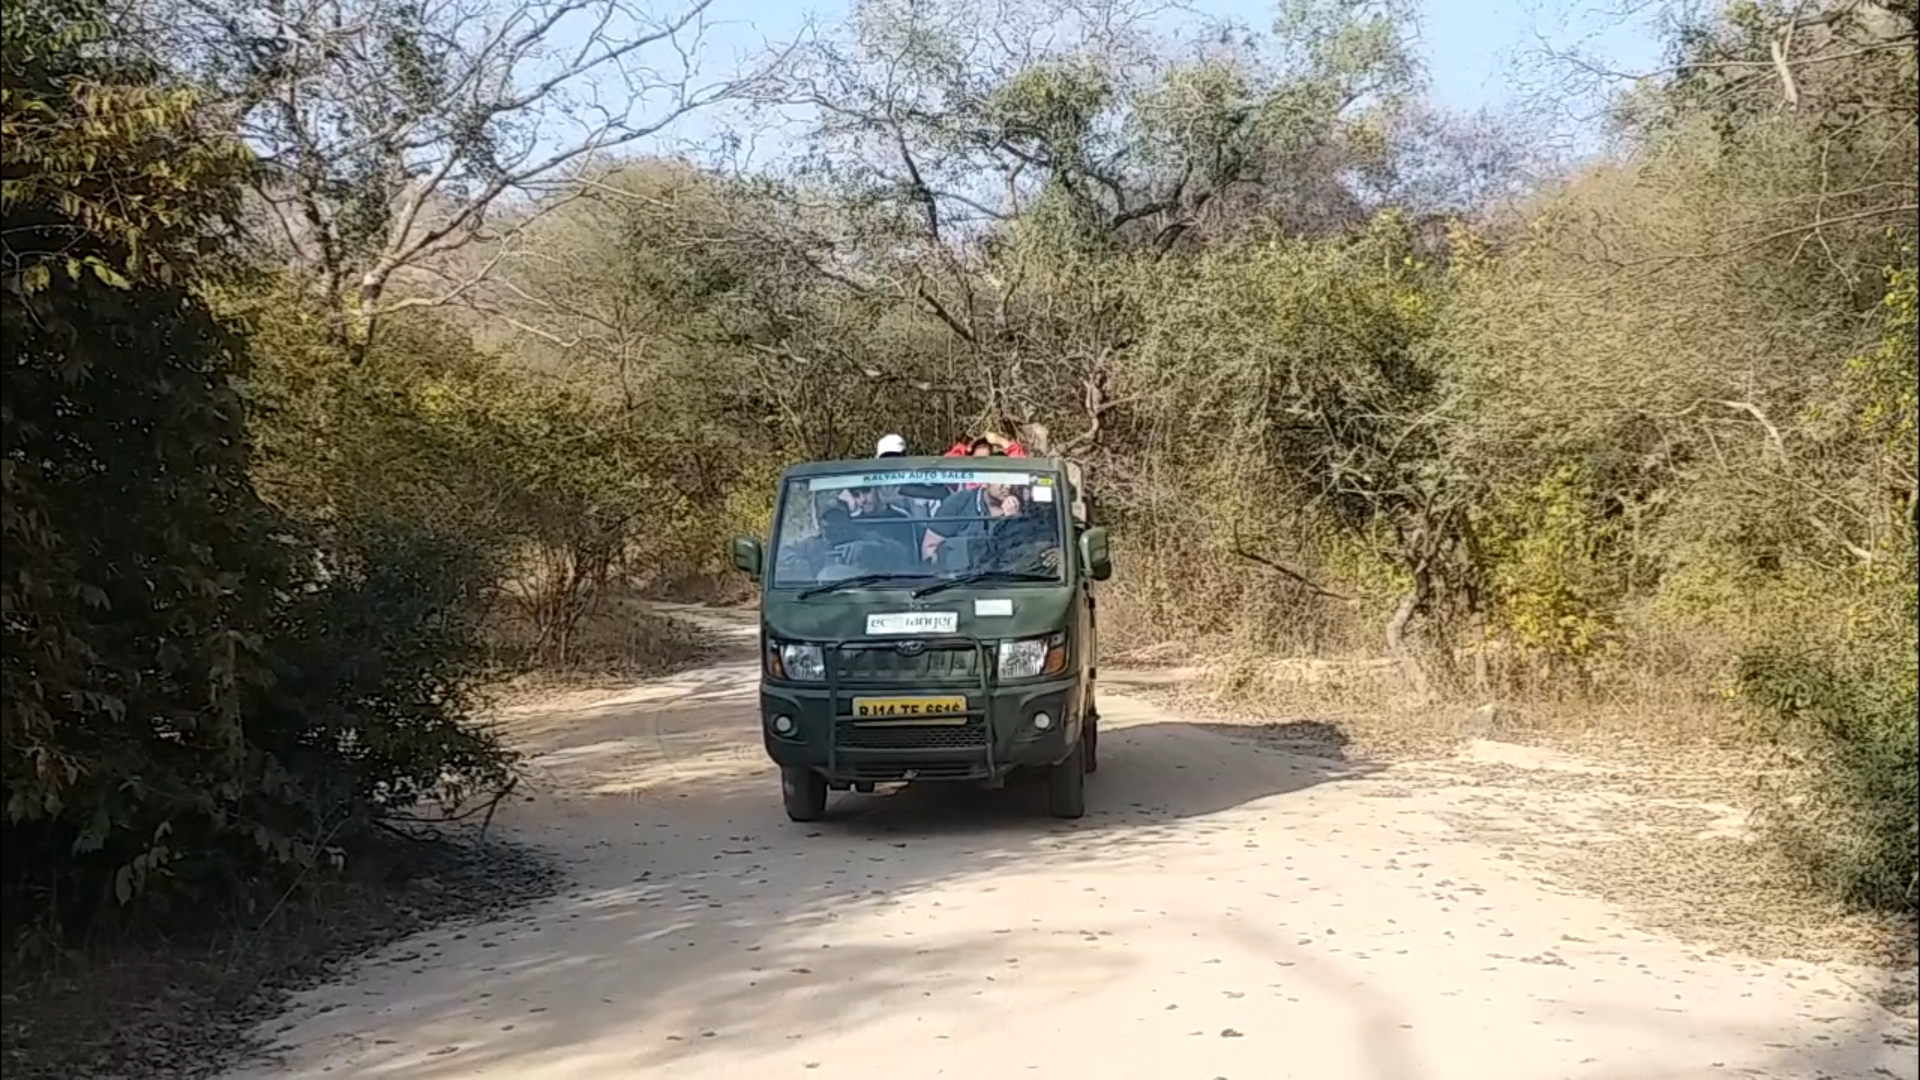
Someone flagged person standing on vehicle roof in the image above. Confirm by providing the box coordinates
[943,431,1026,457]
[871,433,943,520]
[940,431,1027,497]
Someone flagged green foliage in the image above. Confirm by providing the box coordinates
[251,517,512,831]
[1,243,290,912]
[1128,214,1443,528]
[4,0,273,919]
[2,0,511,935]
[1431,0,1914,906]
[244,279,743,665]
[754,0,1916,912]
[1475,464,1630,667]
[1735,258,1920,914]
[377,0,1920,918]
[1738,623,1918,912]
[989,61,1114,164]
[1,0,251,291]
[1852,260,1919,460]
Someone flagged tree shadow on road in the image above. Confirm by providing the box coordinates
[1187,717,1353,758]
[232,703,1390,1078]
[820,717,1375,838]
[229,666,1915,1080]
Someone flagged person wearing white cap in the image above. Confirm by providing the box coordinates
[870,433,943,523]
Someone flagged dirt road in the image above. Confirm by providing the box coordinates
[223,609,1916,1080]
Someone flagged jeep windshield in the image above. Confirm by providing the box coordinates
[769,464,1069,591]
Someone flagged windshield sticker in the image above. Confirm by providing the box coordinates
[974,598,1013,617]
[807,470,1040,492]
[866,611,959,636]
[1031,485,1054,502]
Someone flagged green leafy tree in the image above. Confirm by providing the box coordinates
[4,0,514,929]
[4,0,295,916]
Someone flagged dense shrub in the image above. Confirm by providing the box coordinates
[1,0,513,935]
[1737,262,1919,914]
[1741,637,1918,913]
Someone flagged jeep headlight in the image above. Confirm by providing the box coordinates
[999,632,1068,680]
[769,641,825,681]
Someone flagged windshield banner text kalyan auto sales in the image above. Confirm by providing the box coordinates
[806,470,1049,492]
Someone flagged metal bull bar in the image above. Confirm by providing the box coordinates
[824,632,997,782]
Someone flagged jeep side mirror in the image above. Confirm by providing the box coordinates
[730,535,763,581]
[1078,527,1112,582]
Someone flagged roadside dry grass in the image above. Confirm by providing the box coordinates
[481,591,719,710]
[1166,652,1760,755]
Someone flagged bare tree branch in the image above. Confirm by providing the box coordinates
[1228,525,1353,601]
[148,0,803,356]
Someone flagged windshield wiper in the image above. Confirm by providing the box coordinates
[912,570,1057,598]
[797,573,924,599]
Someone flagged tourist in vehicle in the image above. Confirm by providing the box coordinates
[867,433,947,517]
[919,480,1060,572]
[920,480,1008,562]
[935,432,1028,498]
[838,485,911,526]
[810,506,901,577]
[943,431,1027,457]
[834,486,918,566]
[990,492,1063,571]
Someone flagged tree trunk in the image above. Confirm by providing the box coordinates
[1385,587,1433,703]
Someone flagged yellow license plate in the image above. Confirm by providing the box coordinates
[850,696,968,723]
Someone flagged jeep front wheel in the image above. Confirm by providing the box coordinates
[782,766,828,822]
[1046,738,1087,819]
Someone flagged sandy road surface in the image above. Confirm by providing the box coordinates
[225,608,1915,1080]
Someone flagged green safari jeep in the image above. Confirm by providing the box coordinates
[729,455,1111,821]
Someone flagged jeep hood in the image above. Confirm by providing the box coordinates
[762,585,1074,643]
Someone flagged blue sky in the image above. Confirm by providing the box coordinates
[696,0,1667,105]
[553,0,1671,164]
[1410,0,1666,113]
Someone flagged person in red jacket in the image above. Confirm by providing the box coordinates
[943,432,1027,457]
[940,432,1027,494]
